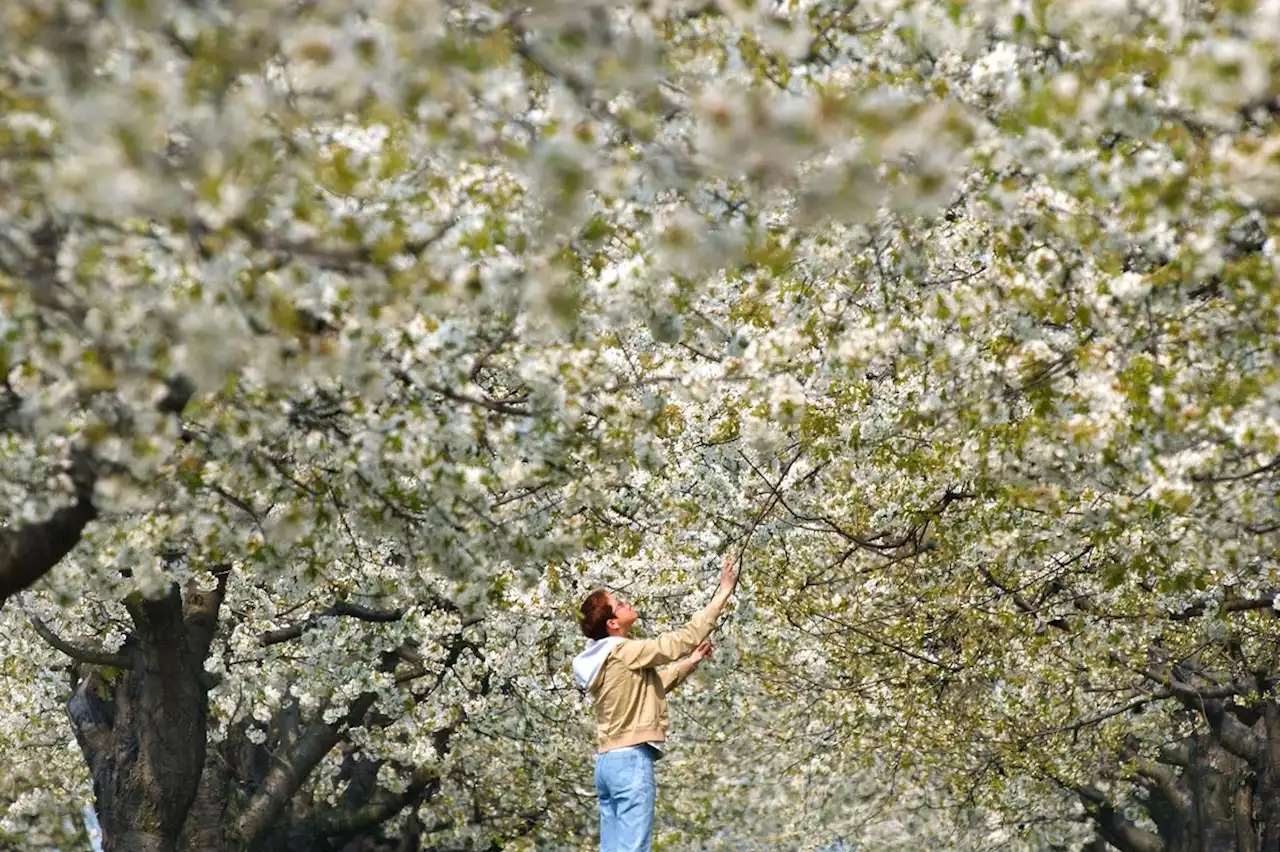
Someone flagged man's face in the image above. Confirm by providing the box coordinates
[606,592,638,635]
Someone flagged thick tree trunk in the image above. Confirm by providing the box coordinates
[69,585,215,852]
[110,830,177,852]
[1186,740,1244,852]
[1234,783,1257,852]
[1092,725,1265,852]
[176,748,232,852]
[1258,702,1280,852]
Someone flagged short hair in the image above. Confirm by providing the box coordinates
[579,589,614,640]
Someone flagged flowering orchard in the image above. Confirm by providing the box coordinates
[1,0,1278,850]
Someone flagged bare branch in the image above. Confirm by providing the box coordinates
[469,324,517,382]
[1033,697,1152,737]
[310,716,468,840]
[260,600,405,646]
[1191,456,1280,484]
[313,765,440,838]
[421,379,532,418]
[24,604,132,669]
[978,567,1038,616]
[234,692,379,845]
[1157,740,1192,767]
[224,216,459,275]
[0,373,192,608]
[1140,666,1250,701]
[238,617,478,845]
[183,564,233,661]
[0,494,98,609]
[1076,785,1165,852]
[1171,593,1278,621]
[1124,740,1193,820]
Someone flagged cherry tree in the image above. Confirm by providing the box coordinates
[0,0,980,850]
[605,2,1280,851]
[4,0,1278,850]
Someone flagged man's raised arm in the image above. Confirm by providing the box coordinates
[613,554,739,671]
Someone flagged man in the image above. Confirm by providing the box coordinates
[572,554,739,852]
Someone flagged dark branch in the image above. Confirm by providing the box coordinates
[1076,786,1165,852]
[1157,740,1191,767]
[312,765,440,838]
[311,717,467,841]
[183,564,233,661]
[66,670,115,775]
[0,494,98,609]
[1171,593,1278,621]
[421,379,533,418]
[236,618,478,845]
[1191,456,1280,484]
[25,606,132,669]
[259,600,406,646]
[1122,738,1193,822]
[0,372,193,608]
[234,692,379,845]
[978,567,1038,616]
[1140,666,1250,701]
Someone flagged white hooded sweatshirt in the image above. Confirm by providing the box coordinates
[572,637,624,691]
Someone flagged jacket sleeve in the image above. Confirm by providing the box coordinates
[658,662,693,693]
[612,609,715,671]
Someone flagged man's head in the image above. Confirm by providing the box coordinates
[579,589,638,640]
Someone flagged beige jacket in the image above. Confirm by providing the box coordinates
[573,608,716,753]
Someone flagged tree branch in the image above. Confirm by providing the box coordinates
[313,766,440,838]
[978,566,1038,615]
[1191,456,1280,484]
[1140,665,1250,701]
[421,380,533,418]
[1171,591,1279,621]
[1130,754,1193,820]
[1139,666,1261,762]
[0,373,193,609]
[184,564,233,661]
[309,716,467,841]
[1206,701,1263,764]
[0,494,98,609]
[1076,785,1165,852]
[66,670,115,775]
[235,619,475,845]
[1157,740,1191,767]
[234,692,379,845]
[260,600,405,646]
[24,604,132,669]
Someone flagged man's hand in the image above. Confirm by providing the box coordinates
[707,552,739,619]
[689,641,713,667]
[718,552,739,595]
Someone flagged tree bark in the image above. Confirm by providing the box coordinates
[70,585,216,852]
[175,748,231,852]
[1185,738,1243,852]
[0,493,97,608]
[1258,702,1280,852]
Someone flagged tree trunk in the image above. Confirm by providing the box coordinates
[69,586,213,852]
[1186,739,1243,852]
[1258,702,1280,852]
[176,747,232,852]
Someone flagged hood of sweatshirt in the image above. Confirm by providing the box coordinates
[572,637,624,691]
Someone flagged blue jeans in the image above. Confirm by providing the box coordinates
[594,745,657,852]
